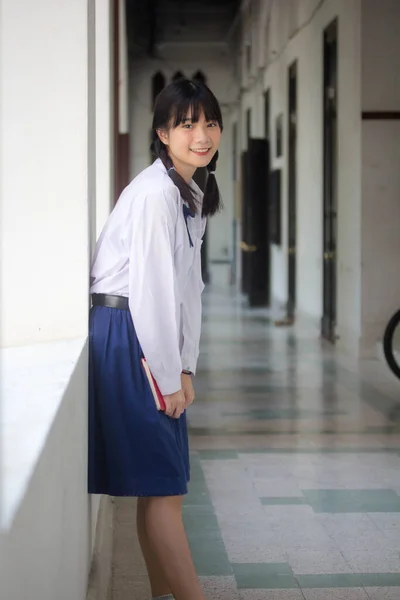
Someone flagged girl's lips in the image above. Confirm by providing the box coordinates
[190,149,211,156]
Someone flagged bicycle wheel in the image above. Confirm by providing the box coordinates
[383,309,400,380]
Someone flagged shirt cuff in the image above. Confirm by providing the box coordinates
[156,372,182,396]
[181,356,197,376]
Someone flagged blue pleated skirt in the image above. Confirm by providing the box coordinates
[88,305,190,496]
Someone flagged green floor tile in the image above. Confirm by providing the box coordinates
[297,573,400,588]
[185,517,224,542]
[183,453,231,576]
[197,449,239,460]
[232,563,298,589]
[223,407,347,420]
[189,542,232,576]
[192,448,400,459]
[184,490,213,506]
[239,447,400,454]
[365,426,400,433]
[233,562,294,575]
[297,574,363,588]
[302,489,400,513]
[259,489,400,512]
[228,566,400,590]
[359,573,400,587]
[189,426,398,436]
[261,497,308,506]
[184,468,214,506]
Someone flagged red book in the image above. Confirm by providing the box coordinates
[141,358,166,411]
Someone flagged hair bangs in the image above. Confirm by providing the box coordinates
[151,78,223,217]
[170,83,223,130]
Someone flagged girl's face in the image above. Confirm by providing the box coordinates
[157,109,221,182]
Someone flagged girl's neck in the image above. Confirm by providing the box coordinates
[168,154,196,183]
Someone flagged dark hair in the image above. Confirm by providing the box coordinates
[150,78,223,217]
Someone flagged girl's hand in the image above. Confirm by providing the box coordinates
[181,373,195,408]
[163,389,186,419]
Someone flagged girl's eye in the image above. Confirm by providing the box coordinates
[208,122,217,128]
[183,124,193,129]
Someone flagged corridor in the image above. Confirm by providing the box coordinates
[127,287,400,600]
[3,2,400,599]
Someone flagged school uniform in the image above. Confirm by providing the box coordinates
[88,158,205,497]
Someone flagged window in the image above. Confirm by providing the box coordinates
[172,70,185,82]
[151,71,165,110]
[192,70,206,84]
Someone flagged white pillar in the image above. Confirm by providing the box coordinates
[360,0,400,356]
[0,0,93,347]
[95,0,113,238]
[119,0,129,136]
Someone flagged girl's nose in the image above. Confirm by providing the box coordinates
[194,126,210,143]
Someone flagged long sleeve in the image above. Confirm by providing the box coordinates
[180,216,207,374]
[128,188,182,395]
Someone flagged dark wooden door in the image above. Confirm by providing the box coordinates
[264,90,271,306]
[113,0,130,202]
[322,20,338,341]
[241,150,250,294]
[246,108,252,140]
[192,167,209,284]
[264,89,271,141]
[241,139,270,306]
[287,61,297,320]
[241,108,252,294]
[232,122,238,286]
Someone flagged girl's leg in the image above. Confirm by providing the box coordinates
[136,497,172,598]
[144,495,207,600]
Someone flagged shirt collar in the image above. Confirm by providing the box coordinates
[153,158,204,200]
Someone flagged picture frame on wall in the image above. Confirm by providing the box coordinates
[270,168,281,245]
[275,113,283,157]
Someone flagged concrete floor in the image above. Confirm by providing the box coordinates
[113,287,400,600]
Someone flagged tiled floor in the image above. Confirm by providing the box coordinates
[184,287,400,600]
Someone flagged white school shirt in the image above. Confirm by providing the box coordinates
[90,158,206,396]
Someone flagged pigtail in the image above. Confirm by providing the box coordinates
[151,133,199,214]
[202,151,223,217]
[150,78,223,218]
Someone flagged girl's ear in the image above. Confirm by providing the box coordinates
[157,128,169,146]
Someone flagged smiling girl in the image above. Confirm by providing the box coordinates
[88,79,223,600]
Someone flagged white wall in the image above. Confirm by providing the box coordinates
[96,0,114,239]
[4,349,91,600]
[127,0,398,356]
[118,0,129,136]
[361,0,400,111]
[361,122,400,356]
[238,0,400,357]
[239,0,362,350]
[1,0,114,598]
[129,57,237,276]
[209,107,235,284]
[360,0,400,356]
[1,0,91,347]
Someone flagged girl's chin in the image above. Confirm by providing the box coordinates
[188,150,214,165]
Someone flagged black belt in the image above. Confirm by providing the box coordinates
[91,293,129,310]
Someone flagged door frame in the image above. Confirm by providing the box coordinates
[264,89,271,306]
[287,60,298,321]
[232,121,238,286]
[321,19,338,341]
[241,109,252,294]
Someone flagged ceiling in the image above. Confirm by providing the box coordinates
[126,0,241,58]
